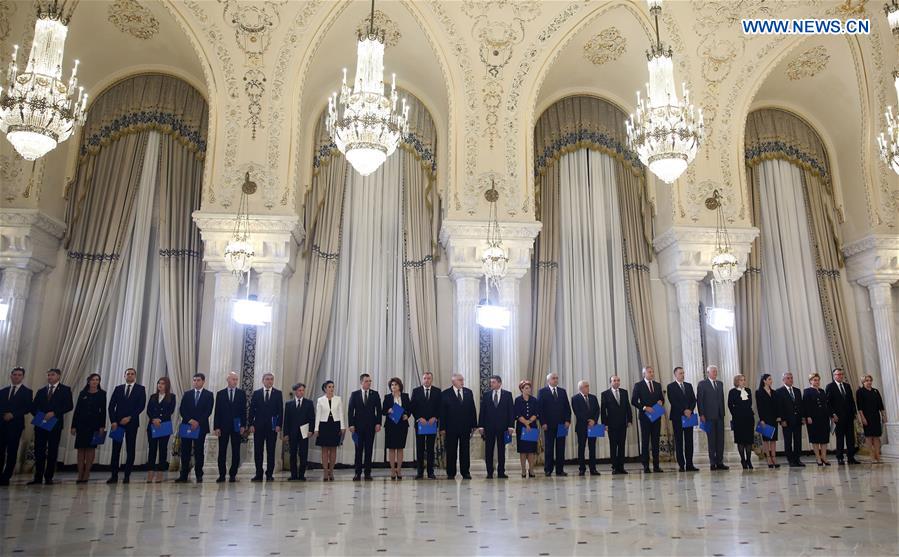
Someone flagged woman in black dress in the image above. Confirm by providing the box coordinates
[755,373,780,468]
[857,374,886,463]
[70,373,106,483]
[383,377,411,480]
[146,376,176,483]
[727,374,755,469]
[803,373,831,466]
[314,381,344,481]
[514,380,539,478]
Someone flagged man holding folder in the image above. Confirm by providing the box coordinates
[176,373,214,483]
[107,368,146,484]
[537,372,571,477]
[600,375,631,474]
[249,373,283,482]
[667,367,699,472]
[214,371,246,483]
[29,369,73,485]
[478,375,514,479]
[411,371,440,479]
[697,365,728,471]
[572,380,601,476]
[283,383,315,481]
[0,367,32,486]
[632,366,664,473]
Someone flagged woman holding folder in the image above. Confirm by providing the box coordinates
[755,373,780,468]
[71,373,106,483]
[727,374,755,469]
[146,377,176,482]
[383,377,411,480]
[514,380,539,478]
[803,373,832,466]
[314,380,344,481]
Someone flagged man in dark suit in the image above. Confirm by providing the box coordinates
[176,373,214,483]
[0,367,32,486]
[439,373,477,480]
[28,368,73,485]
[631,366,664,473]
[600,375,631,474]
[572,379,601,476]
[667,366,699,472]
[411,371,441,479]
[537,372,572,477]
[776,371,805,467]
[478,375,514,479]
[213,371,247,482]
[106,367,147,484]
[697,365,728,470]
[348,372,381,481]
[827,368,859,465]
[282,382,315,481]
[249,372,283,481]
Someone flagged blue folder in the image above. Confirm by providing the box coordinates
[109,427,126,443]
[31,412,58,431]
[233,417,242,432]
[150,421,173,438]
[556,424,569,438]
[352,431,359,444]
[417,421,438,435]
[504,431,513,444]
[91,431,107,446]
[520,427,539,442]
[271,416,280,430]
[699,420,711,434]
[681,413,699,428]
[755,422,776,439]
[587,424,606,438]
[389,403,404,424]
[645,403,665,423]
[178,423,200,439]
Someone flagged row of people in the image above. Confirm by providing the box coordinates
[0,365,887,485]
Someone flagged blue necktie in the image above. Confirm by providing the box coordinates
[195,390,200,404]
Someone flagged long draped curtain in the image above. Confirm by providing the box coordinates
[56,75,207,462]
[743,108,859,387]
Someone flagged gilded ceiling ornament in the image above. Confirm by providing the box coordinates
[582,27,626,66]
[107,0,159,40]
[837,0,868,16]
[698,36,739,85]
[356,9,400,48]
[220,0,283,57]
[786,46,830,80]
[462,0,540,77]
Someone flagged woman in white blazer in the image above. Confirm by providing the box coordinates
[314,380,345,481]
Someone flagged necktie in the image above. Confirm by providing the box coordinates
[457,389,462,403]
[839,383,844,396]
[195,390,200,404]
[9,386,16,400]
[363,390,368,406]
[48,385,55,399]
[680,383,685,394]
[494,391,499,407]
[265,389,270,403]
[614,389,619,404]
[711,380,715,392]
[126,385,131,399]
[229,389,234,403]
[648,381,653,394]
[552,388,557,399]
[789,387,794,401]
[425,388,429,401]
[584,394,588,407]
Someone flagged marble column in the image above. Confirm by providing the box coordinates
[865,281,899,455]
[450,272,481,392]
[675,279,704,386]
[494,273,523,391]
[713,279,739,423]
[254,270,287,388]
[208,271,241,396]
[0,268,33,374]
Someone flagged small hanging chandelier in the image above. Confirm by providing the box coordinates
[626,0,703,184]
[877,71,899,175]
[482,181,509,287]
[885,0,899,35]
[326,0,409,177]
[223,172,256,281]
[0,0,88,161]
[705,189,736,332]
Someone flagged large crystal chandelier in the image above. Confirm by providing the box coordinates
[482,182,509,287]
[223,173,256,281]
[877,71,899,175]
[326,0,408,177]
[626,0,703,184]
[0,0,87,161]
[706,189,736,332]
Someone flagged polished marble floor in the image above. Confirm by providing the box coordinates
[1,462,897,557]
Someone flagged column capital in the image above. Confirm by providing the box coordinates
[440,219,541,279]
[653,225,759,284]
[0,208,65,273]
[192,211,302,275]
[843,233,899,287]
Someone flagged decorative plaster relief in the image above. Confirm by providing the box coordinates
[107,0,159,40]
[356,9,401,47]
[786,46,830,80]
[582,27,626,66]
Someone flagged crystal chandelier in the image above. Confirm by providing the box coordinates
[0,1,87,161]
[223,172,256,281]
[877,71,899,175]
[886,0,899,35]
[482,182,509,287]
[326,0,408,177]
[626,0,703,184]
[705,189,736,331]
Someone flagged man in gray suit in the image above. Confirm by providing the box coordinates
[696,365,729,470]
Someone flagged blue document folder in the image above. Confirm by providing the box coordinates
[178,423,200,439]
[587,424,606,438]
[645,403,665,423]
[504,431,513,444]
[109,427,126,443]
[556,424,569,438]
[271,416,280,430]
[31,412,57,431]
[233,417,242,432]
[681,413,699,428]
[417,421,437,435]
[389,403,404,424]
[352,431,359,444]
[755,422,776,439]
[91,431,107,446]
[151,421,173,438]
[699,420,711,434]
[520,427,539,442]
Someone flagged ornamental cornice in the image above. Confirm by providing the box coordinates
[192,211,302,274]
[842,233,899,286]
[0,209,66,273]
[653,225,759,283]
[440,219,541,277]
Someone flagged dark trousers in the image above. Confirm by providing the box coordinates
[0,424,23,481]
[782,422,803,463]
[288,435,309,479]
[834,422,856,461]
[705,418,725,466]
[147,434,170,471]
[576,431,597,472]
[638,416,660,469]
[543,428,566,474]
[254,430,276,477]
[109,425,138,478]
[415,433,436,475]
[608,426,627,471]
[672,420,694,468]
[33,426,62,481]
[484,429,506,476]
[444,431,470,478]
[353,427,375,476]
[218,431,242,478]
[179,433,207,480]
